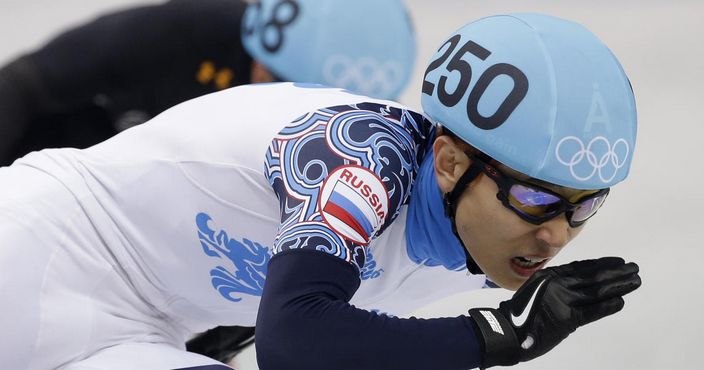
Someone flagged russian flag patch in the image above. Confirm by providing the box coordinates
[319,165,389,245]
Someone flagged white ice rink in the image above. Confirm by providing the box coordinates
[1,1,702,369]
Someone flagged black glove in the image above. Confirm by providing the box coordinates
[468,257,641,368]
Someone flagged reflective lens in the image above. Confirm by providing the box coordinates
[571,192,608,222]
[464,150,609,227]
[508,184,562,217]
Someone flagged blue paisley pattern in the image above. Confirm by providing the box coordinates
[196,212,271,302]
[360,247,384,280]
[265,103,433,270]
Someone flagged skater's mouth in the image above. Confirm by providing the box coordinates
[510,256,549,277]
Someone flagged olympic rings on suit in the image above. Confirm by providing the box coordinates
[555,136,630,184]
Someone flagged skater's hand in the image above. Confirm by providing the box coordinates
[468,257,641,368]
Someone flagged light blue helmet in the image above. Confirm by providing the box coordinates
[421,14,637,190]
[241,0,416,100]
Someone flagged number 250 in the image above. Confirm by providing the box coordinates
[422,35,529,130]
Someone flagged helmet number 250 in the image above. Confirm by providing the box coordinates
[422,35,529,130]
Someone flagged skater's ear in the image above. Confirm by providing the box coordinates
[432,132,473,193]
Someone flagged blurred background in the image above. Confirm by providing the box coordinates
[1,0,702,369]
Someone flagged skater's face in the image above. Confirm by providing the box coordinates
[433,135,597,290]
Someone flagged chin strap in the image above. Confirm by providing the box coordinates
[442,152,487,275]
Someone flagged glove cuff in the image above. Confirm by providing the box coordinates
[468,308,520,368]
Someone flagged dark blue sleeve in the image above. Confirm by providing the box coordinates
[255,249,483,370]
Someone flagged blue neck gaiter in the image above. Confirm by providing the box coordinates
[405,151,466,271]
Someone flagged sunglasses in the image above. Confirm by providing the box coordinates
[467,153,610,227]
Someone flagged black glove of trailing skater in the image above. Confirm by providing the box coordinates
[468,257,641,368]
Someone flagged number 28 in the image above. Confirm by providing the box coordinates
[243,0,300,53]
[422,35,529,130]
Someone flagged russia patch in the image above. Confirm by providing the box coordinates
[319,165,389,245]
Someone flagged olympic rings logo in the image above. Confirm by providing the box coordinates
[322,55,403,97]
[555,136,630,183]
